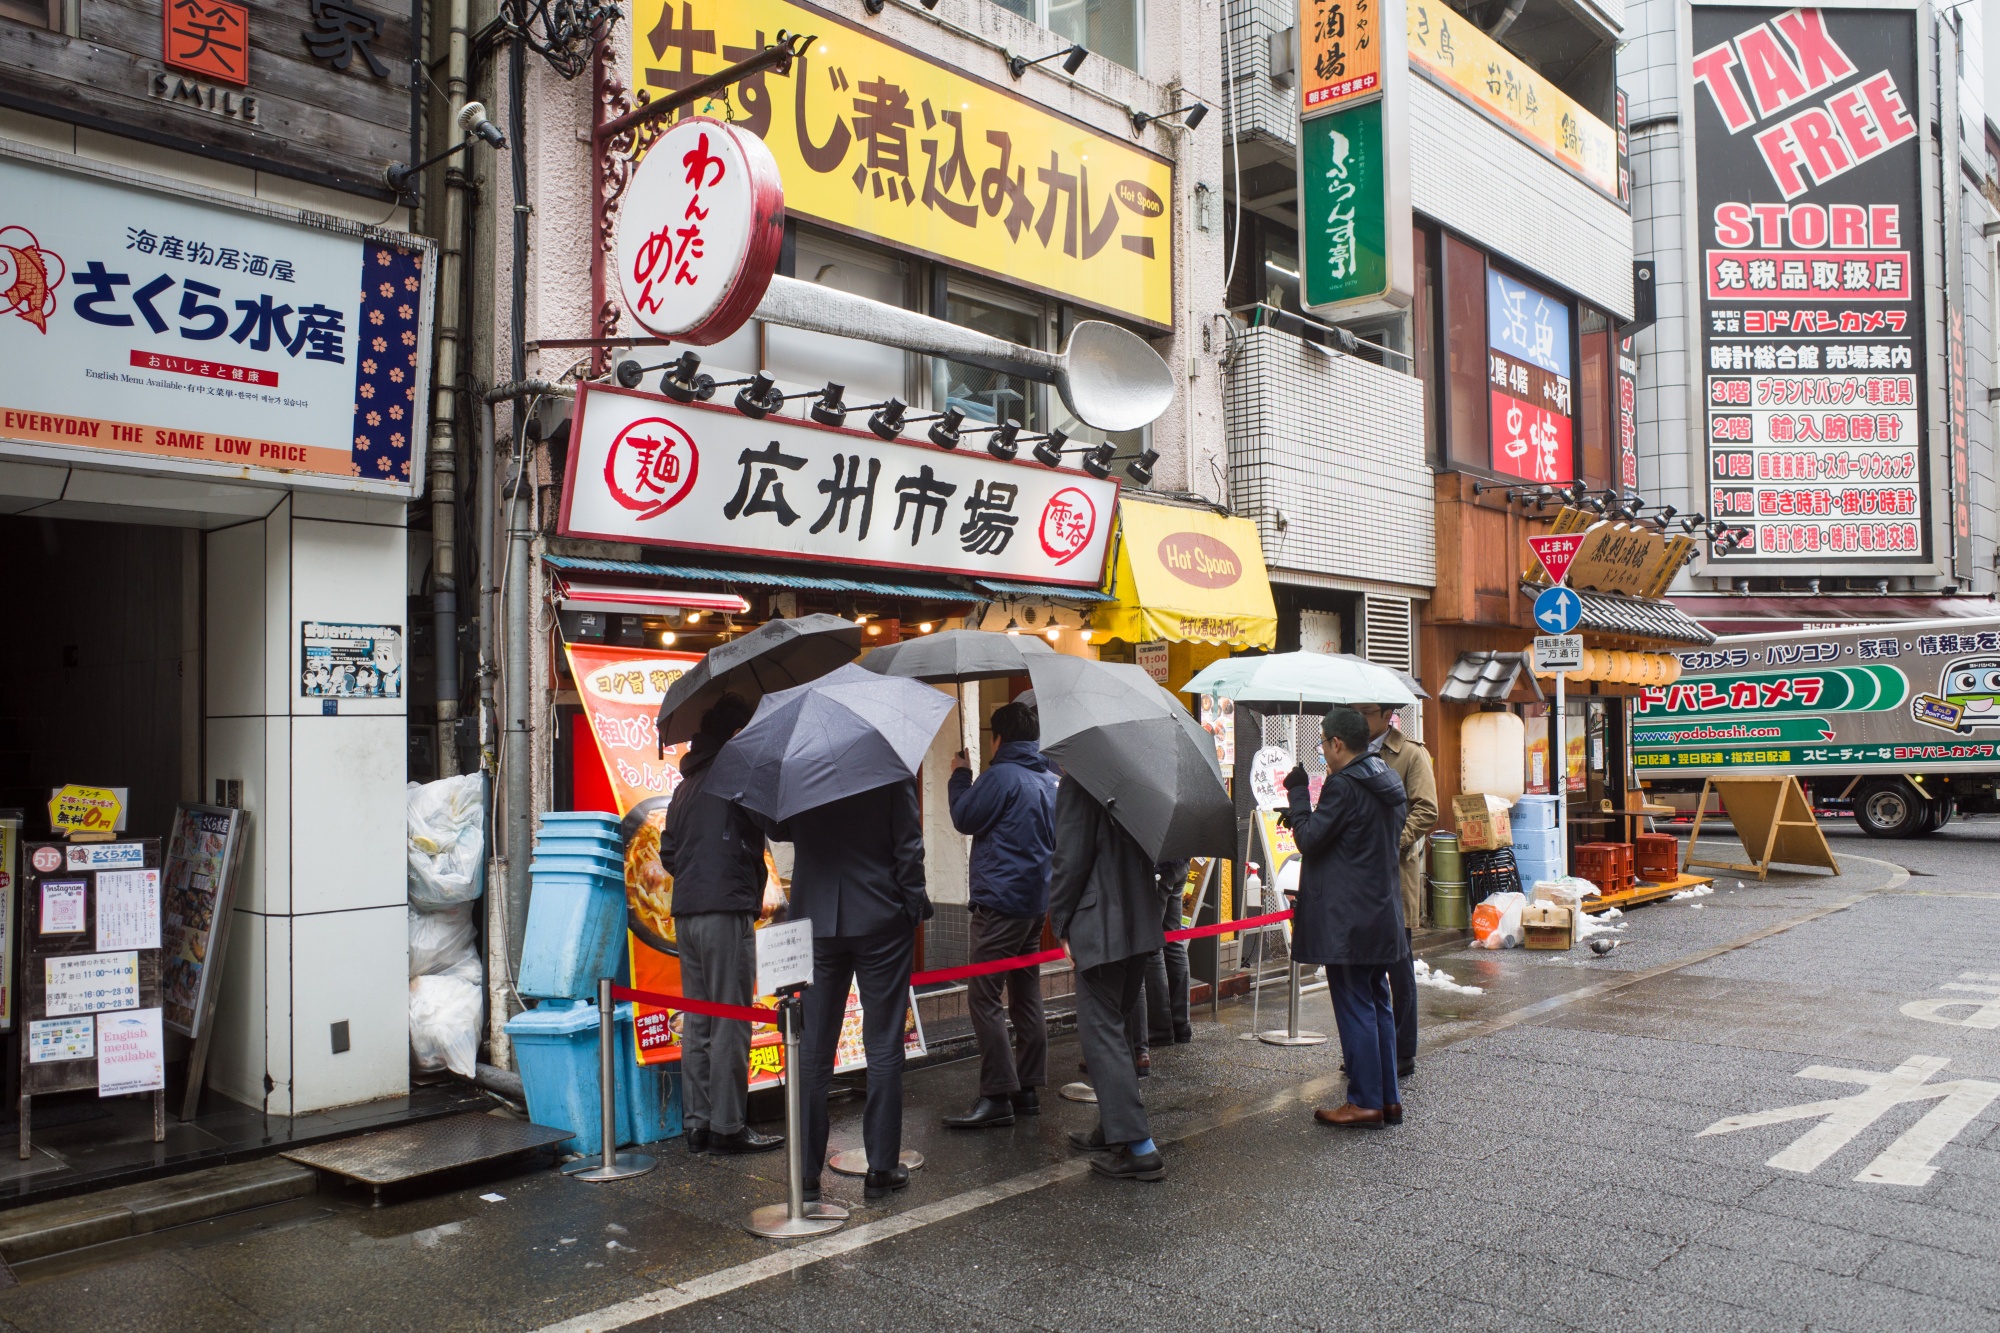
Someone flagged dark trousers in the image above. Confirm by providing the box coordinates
[1389,929,1417,1066]
[1327,964,1400,1112]
[801,929,915,1179]
[1144,893,1191,1045]
[967,907,1047,1096]
[674,911,756,1135]
[1076,956,1150,1146]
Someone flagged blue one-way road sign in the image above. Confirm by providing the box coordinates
[1534,586,1582,635]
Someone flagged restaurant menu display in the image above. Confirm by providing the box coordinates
[161,805,246,1037]
[1691,6,1928,564]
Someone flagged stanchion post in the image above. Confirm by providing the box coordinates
[1258,951,1327,1047]
[747,987,847,1238]
[564,977,657,1182]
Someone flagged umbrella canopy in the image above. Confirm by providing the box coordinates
[857,627,1053,683]
[655,614,862,748]
[1026,654,1234,861]
[1183,652,1419,710]
[704,662,955,822]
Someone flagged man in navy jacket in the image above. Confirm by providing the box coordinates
[942,701,1060,1129]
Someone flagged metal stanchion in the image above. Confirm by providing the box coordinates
[1257,962,1327,1046]
[747,990,848,1238]
[1239,923,1272,1040]
[565,978,658,1182]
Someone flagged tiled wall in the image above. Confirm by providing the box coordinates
[1224,326,1435,594]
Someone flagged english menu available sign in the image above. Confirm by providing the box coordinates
[1690,7,1927,566]
[559,384,1119,587]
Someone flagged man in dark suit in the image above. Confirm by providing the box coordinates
[1048,774,1167,1182]
[774,777,931,1200]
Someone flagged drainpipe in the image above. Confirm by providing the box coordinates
[502,33,534,977]
[1487,0,1527,39]
[425,0,473,778]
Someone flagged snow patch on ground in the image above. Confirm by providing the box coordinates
[1414,958,1484,995]
[1671,882,1715,901]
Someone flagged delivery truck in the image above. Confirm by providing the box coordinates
[1632,616,2000,838]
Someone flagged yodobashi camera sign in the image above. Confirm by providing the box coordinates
[0,144,434,496]
[1684,6,1934,574]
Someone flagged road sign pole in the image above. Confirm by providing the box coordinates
[1554,669,1567,880]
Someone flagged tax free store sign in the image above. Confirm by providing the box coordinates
[0,145,435,495]
[560,384,1119,586]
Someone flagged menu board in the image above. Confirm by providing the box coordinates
[161,806,246,1037]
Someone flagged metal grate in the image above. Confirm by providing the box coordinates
[281,1113,572,1186]
[1362,594,1413,670]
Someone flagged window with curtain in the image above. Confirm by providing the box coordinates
[1578,307,1614,490]
[1442,234,1488,473]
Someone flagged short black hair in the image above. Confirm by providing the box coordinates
[699,692,754,742]
[991,700,1039,744]
[1321,705,1369,755]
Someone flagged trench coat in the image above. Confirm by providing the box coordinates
[1283,754,1409,967]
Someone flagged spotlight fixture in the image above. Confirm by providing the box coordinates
[658,630,677,646]
[384,100,507,195]
[661,351,716,403]
[928,407,966,450]
[1678,513,1708,534]
[868,397,909,441]
[1004,616,1021,635]
[984,418,1022,461]
[1081,442,1116,479]
[1654,505,1678,527]
[686,611,703,624]
[1031,430,1068,468]
[614,357,647,388]
[810,381,848,428]
[1125,445,1159,486]
[1079,627,1094,644]
[1132,100,1208,134]
[1009,42,1087,79]
[734,372,784,419]
[1045,625,1061,642]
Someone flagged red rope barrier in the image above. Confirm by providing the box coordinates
[910,948,1066,987]
[609,984,780,1026]
[1165,907,1292,942]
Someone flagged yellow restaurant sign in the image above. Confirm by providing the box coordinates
[48,784,122,835]
[1406,0,1619,200]
[628,0,1175,328]
[1100,501,1278,649]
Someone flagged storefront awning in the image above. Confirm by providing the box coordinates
[1096,500,1278,649]
[550,576,749,617]
[975,578,1115,604]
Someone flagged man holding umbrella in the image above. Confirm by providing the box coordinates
[1356,701,1437,1079]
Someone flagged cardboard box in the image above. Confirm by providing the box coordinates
[1522,903,1573,950]
[1454,794,1513,851]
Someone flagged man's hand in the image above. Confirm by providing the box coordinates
[951,749,970,773]
[1282,764,1310,791]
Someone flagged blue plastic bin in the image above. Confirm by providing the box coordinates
[1511,825,1564,867]
[517,870,627,999]
[529,852,628,878]
[533,835,628,859]
[504,1001,682,1153]
[538,812,623,832]
[1511,795,1562,831]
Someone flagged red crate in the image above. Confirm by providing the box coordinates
[1575,842,1636,896]
[1635,833,1679,881]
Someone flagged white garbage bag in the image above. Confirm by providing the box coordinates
[408,774,487,908]
[409,948,483,1077]
[1470,890,1527,949]
[409,903,477,979]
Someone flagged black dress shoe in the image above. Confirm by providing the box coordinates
[863,1164,910,1199]
[1173,1027,1194,1045]
[1383,1102,1405,1126]
[710,1126,784,1154]
[943,1097,1016,1129]
[1091,1147,1166,1182]
[686,1128,710,1154]
[1009,1088,1041,1116]
[1136,1055,1151,1079]
[1398,1061,1415,1080]
[1066,1126,1106,1153]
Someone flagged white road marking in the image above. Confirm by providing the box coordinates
[1700,1054,2000,1186]
[1901,973,2000,1029]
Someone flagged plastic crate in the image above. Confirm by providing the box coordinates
[1635,833,1679,881]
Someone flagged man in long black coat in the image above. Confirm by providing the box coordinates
[1048,774,1167,1181]
[1284,705,1409,1128]
[774,778,932,1199]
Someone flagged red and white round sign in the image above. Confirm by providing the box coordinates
[1038,487,1098,566]
[615,116,785,347]
[603,416,700,520]
[31,846,62,873]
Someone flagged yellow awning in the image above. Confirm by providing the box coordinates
[1099,500,1277,649]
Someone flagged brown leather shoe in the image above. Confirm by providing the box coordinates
[1314,1102,1386,1127]
[1383,1102,1404,1126]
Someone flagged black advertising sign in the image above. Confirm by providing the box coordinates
[1690,7,1929,568]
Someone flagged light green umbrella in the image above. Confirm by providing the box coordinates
[1183,652,1419,710]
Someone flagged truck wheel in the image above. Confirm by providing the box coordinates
[1854,780,1925,838]
[1930,798,1954,832]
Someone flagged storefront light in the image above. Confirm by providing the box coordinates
[1044,626,1061,642]
[928,407,966,450]
[686,611,703,624]
[918,622,934,634]
[868,398,909,441]
[733,372,785,419]
[1004,617,1021,635]
[1031,429,1068,468]
[867,624,883,637]
[810,381,848,428]
[984,419,1022,462]
[659,630,677,646]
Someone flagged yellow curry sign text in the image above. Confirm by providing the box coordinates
[629,0,1175,328]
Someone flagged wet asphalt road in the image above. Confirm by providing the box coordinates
[4,822,1999,1332]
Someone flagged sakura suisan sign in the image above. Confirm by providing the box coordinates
[615,117,784,346]
[0,143,434,495]
[559,384,1119,586]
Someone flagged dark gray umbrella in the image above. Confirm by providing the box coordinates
[1025,654,1234,861]
[704,662,955,822]
[857,628,1053,683]
[655,614,862,748]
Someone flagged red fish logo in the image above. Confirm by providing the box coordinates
[0,227,64,334]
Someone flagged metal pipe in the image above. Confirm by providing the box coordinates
[593,35,807,144]
[502,464,533,975]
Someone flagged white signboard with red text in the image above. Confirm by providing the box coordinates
[560,384,1118,586]
[0,144,434,495]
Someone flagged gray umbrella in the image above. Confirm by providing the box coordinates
[704,662,955,822]
[858,628,1053,683]
[655,614,862,748]
[1025,654,1234,861]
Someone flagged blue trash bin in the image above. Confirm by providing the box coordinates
[517,870,627,1000]
[503,999,633,1155]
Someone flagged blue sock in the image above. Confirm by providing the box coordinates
[1128,1138,1157,1156]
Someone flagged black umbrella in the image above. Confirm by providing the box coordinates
[655,614,862,749]
[858,628,1053,683]
[1025,654,1234,861]
[704,662,956,822]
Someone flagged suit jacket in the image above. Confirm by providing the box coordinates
[1372,727,1440,924]
[1047,775,1165,971]
[772,778,931,939]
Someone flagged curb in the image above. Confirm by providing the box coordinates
[0,1157,317,1266]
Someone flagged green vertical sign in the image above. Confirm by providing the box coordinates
[1300,101,1389,309]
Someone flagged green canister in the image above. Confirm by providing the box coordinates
[1429,830,1463,884]
[1429,880,1470,929]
